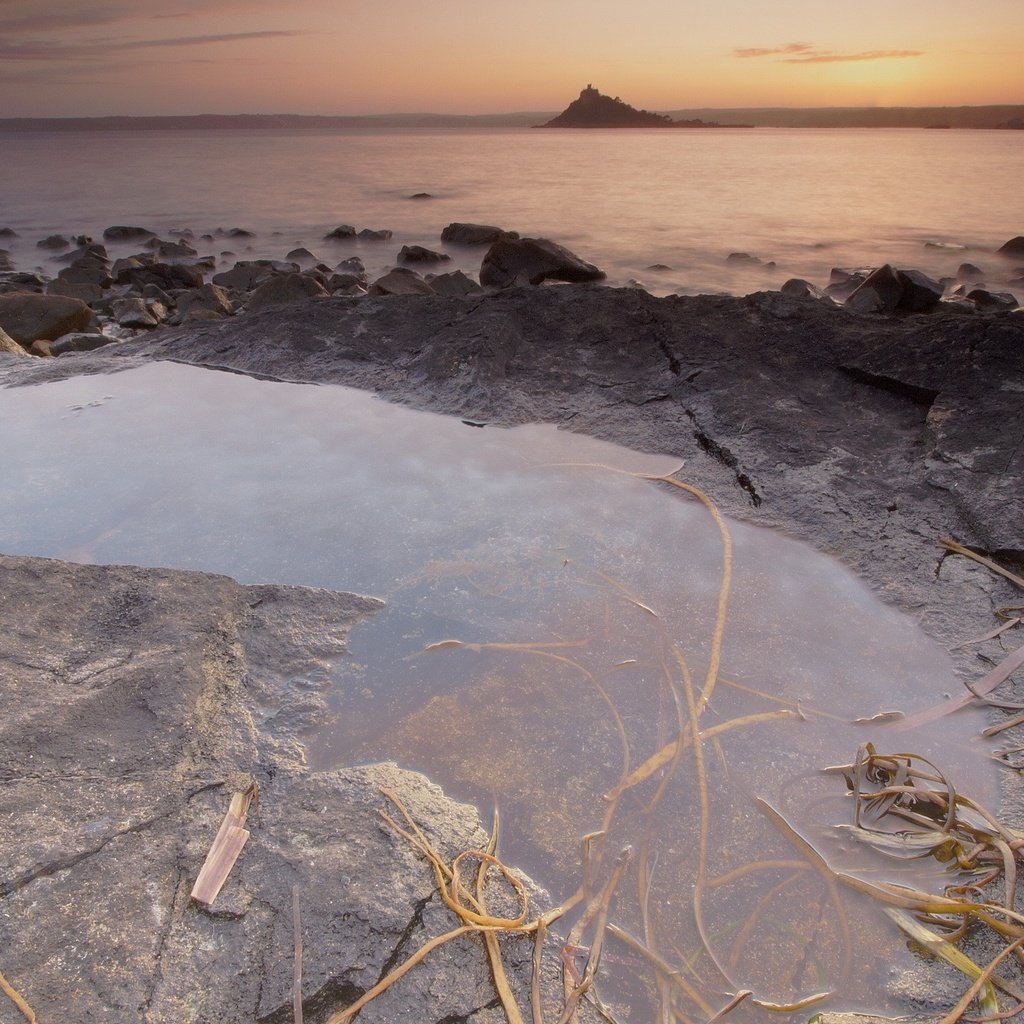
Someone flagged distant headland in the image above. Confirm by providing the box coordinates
[536,85,746,128]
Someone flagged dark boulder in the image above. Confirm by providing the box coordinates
[997,236,1024,257]
[36,234,70,250]
[780,278,827,300]
[119,261,204,292]
[102,225,155,242]
[45,279,105,305]
[895,269,944,312]
[285,247,319,265]
[0,227,18,238]
[246,272,329,310]
[967,288,1019,312]
[0,291,92,344]
[427,270,483,297]
[480,237,605,288]
[957,262,985,282]
[844,264,904,314]
[324,224,356,240]
[369,267,434,296]
[398,244,450,264]
[50,332,116,355]
[441,222,519,246]
[824,268,868,302]
[358,228,393,241]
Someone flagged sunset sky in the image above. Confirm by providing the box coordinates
[1,0,1022,117]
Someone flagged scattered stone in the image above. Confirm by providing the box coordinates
[824,268,868,301]
[146,237,198,259]
[212,260,297,291]
[0,325,29,356]
[285,247,319,265]
[50,332,116,355]
[780,278,827,300]
[28,338,52,356]
[327,272,367,294]
[0,272,46,294]
[480,236,605,288]
[967,288,1019,312]
[409,192,433,199]
[0,291,92,344]
[997,236,1024,257]
[426,270,483,297]
[102,225,155,242]
[0,251,14,272]
[0,227,19,238]
[173,283,233,322]
[57,262,113,287]
[727,252,761,264]
[113,296,160,328]
[358,228,393,241]
[895,269,944,312]
[223,227,255,238]
[112,254,157,278]
[646,264,672,271]
[398,244,451,264]
[57,242,109,265]
[45,279,105,305]
[336,256,366,276]
[324,224,357,240]
[246,272,329,310]
[956,262,985,282]
[36,234,70,250]
[120,261,205,291]
[844,264,905,314]
[441,222,519,246]
[369,266,434,296]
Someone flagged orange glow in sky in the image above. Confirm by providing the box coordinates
[1,0,1022,117]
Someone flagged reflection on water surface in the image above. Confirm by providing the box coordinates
[0,361,995,1020]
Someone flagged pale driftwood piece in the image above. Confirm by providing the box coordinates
[191,786,256,907]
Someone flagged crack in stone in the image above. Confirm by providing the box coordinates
[141,862,185,1014]
[837,364,940,408]
[0,784,219,899]
[685,408,762,507]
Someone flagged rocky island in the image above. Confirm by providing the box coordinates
[538,84,742,128]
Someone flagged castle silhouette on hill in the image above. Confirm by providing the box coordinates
[538,85,729,128]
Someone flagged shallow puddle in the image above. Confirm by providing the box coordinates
[0,361,997,1020]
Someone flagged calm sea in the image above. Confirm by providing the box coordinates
[1,126,1021,295]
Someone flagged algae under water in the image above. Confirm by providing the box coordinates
[0,360,999,1020]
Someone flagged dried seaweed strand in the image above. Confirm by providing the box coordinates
[0,970,36,1024]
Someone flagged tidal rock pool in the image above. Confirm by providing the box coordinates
[0,360,994,1020]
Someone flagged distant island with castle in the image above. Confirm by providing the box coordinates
[536,85,749,128]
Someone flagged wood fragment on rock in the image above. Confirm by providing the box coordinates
[191,784,257,908]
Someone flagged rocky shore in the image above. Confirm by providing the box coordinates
[2,223,1024,1023]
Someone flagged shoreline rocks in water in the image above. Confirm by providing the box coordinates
[0,219,1021,355]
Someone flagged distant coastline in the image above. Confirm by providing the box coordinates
[1,106,1022,132]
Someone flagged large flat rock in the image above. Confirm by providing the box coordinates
[0,555,577,1023]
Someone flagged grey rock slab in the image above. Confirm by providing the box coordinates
[247,272,329,311]
[440,222,519,246]
[0,554,592,1023]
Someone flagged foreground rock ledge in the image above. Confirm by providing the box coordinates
[0,555,578,1023]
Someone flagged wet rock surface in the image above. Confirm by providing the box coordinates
[0,554,587,1023]
[3,283,1024,1021]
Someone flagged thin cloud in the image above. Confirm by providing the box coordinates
[0,31,307,62]
[735,42,925,64]
[734,43,813,58]
[782,49,925,63]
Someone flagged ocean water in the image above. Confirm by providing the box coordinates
[0,126,1021,296]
